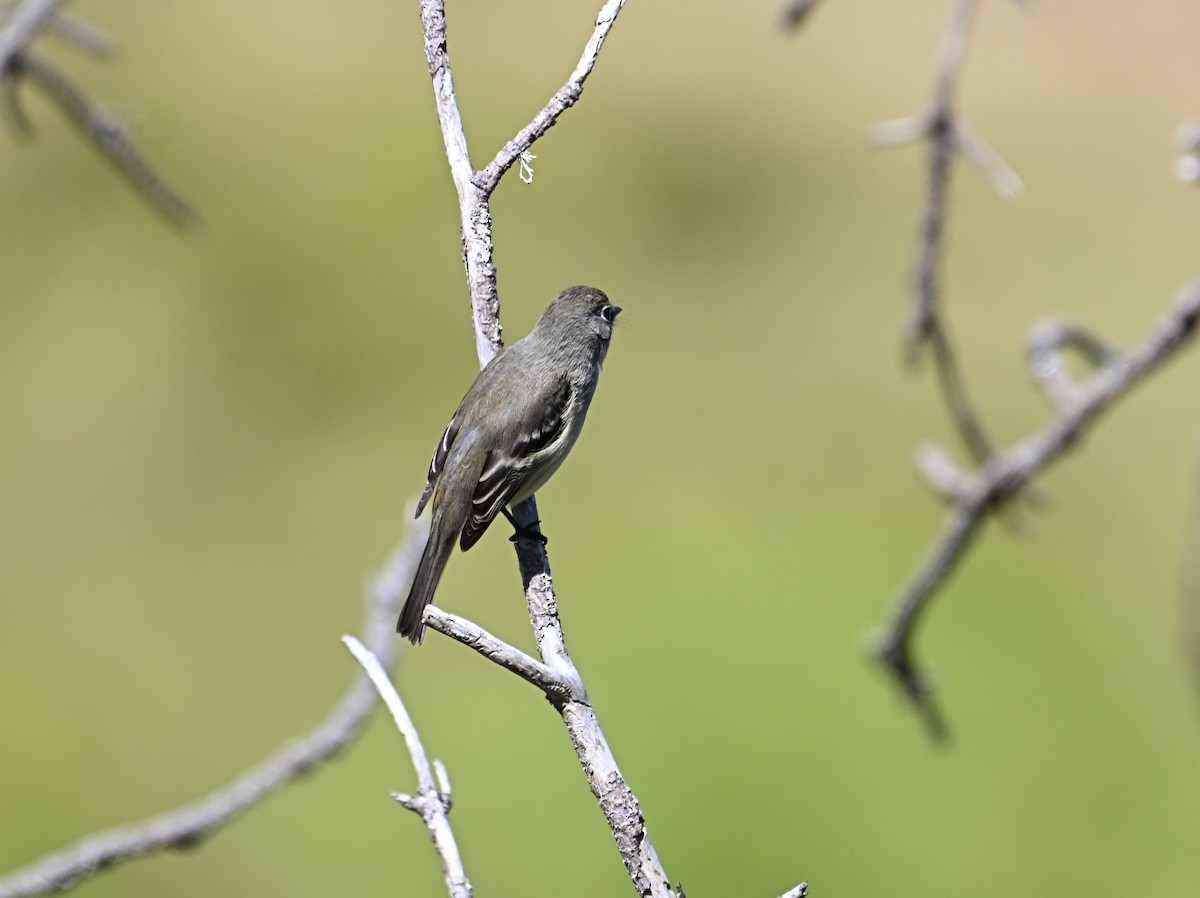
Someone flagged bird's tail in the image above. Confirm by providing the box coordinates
[397,513,458,644]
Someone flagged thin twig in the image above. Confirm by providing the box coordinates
[875,283,1200,736]
[870,0,1023,469]
[0,525,428,898]
[42,10,112,56]
[475,0,626,194]
[342,636,472,898]
[422,605,579,702]
[926,320,995,471]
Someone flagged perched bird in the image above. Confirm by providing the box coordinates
[398,285,622,643]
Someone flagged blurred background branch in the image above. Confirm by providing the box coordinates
[0,525,426,898]
[870,0,1022,469]
[779,0,823,33]
[854,0,1200,742]
[875,284,1200,738]
[0,0,196,227]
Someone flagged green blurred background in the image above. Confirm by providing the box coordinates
[3,0,1200,895]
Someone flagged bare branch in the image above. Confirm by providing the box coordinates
[419,0,502,365]
[0,525,428,898]
[0,3,114,57]
[1,2,197,228]
[1027,319,1123,413]
[914,441,975,502]
[875,283,1200,734]
[955,122,1023,199]
[0,0,66,72]
[419,0,626,365]
[931,0,978,109]
[415,3,702,895]
[874,499,984,742]
[872,0,1021,470]
[342,636,471,898]
[506,502,677,897]
[924,320,998,470]
[868,114,930,149]
[476,0,626,194]
[421,604,580,702]
[13,50,198,228]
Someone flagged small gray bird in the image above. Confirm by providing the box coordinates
[398,285,622,643]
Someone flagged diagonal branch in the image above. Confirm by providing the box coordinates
[875,283,1200,738]
[422,604,579,703]
[507,502,677,895]
[0,1,198,227]
[0,524,428,898]
[476,0,625,194]
[12,49,198,227]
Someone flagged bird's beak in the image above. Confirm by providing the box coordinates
[610,305,622,318]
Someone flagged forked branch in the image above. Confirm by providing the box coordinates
[414,2,807,895]
[875,284,1200,738]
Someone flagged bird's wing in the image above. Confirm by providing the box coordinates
[415,416,460,518]
[459,376,575,551]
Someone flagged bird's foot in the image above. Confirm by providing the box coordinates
[501,508,549,546]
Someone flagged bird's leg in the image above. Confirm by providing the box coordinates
[502,507,548,545]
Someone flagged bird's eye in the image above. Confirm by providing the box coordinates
[600,304,621,323]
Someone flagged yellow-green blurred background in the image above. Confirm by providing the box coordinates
[3,1,1200,895]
